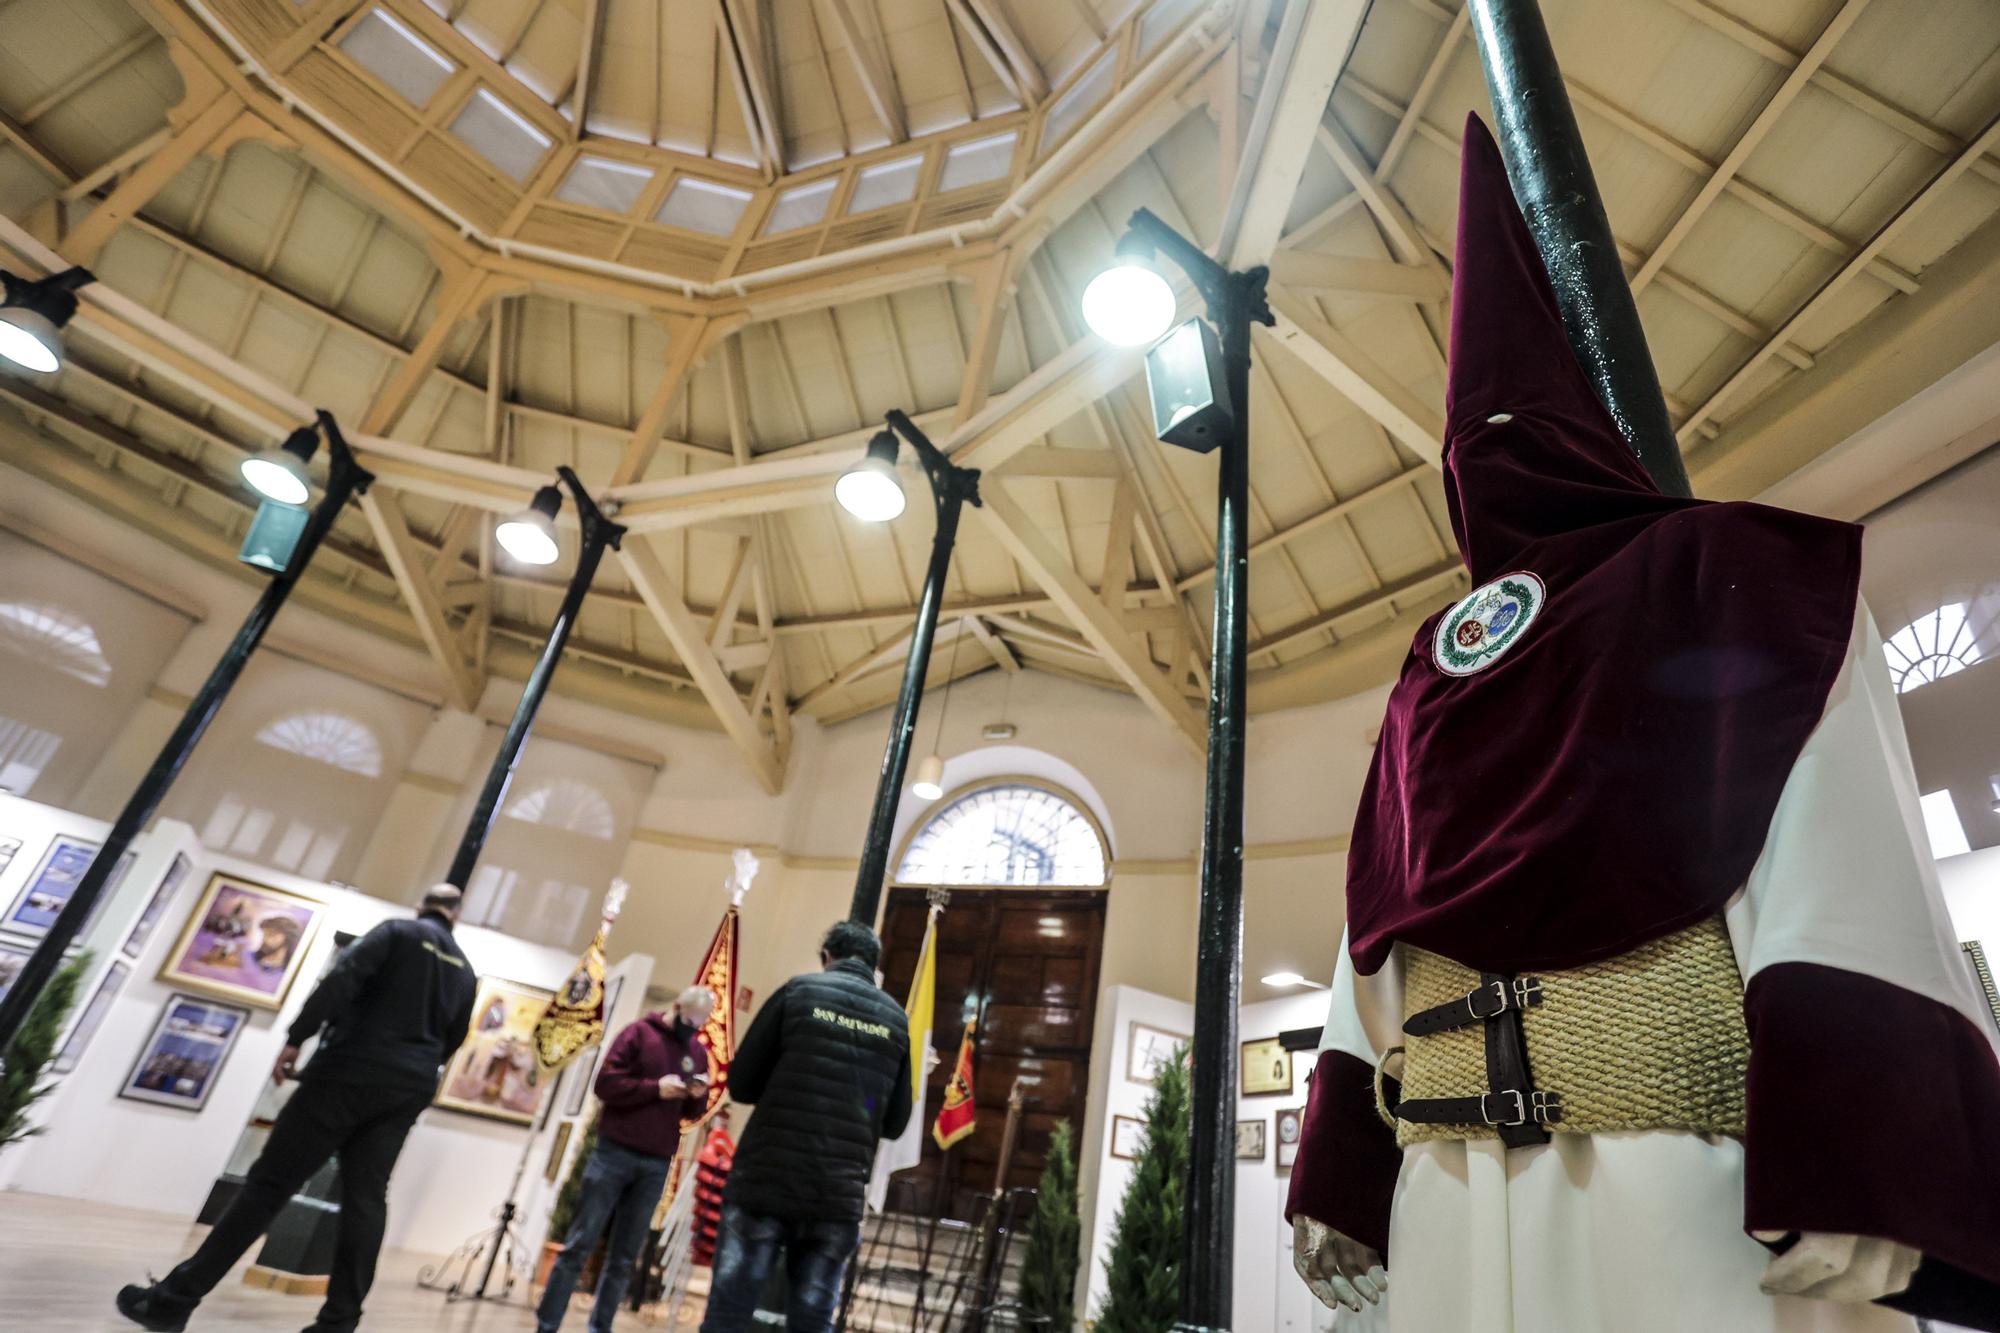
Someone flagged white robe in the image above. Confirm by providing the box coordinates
[1313,606,2000,1333]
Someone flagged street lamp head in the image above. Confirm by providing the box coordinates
[497,483,564,566]
[910,752,946,801]
[0,267,92,374]
[240,425,320,505]
[836,430,907,522]
[1081,233,1175,347]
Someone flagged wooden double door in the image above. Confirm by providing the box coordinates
[878,885,1107,1221]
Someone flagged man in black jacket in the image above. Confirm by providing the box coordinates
[699,921,912,1333]
[116,885,480,1333]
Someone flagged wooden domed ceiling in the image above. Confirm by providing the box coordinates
[0,0,1997,793]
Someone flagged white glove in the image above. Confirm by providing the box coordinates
[1293,1214,1388,1314]
[1755,1231,1921,1302]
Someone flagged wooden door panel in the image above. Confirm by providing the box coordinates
[878,886,1106,1222]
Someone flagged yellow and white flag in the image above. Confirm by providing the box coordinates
[866,904,937,1213]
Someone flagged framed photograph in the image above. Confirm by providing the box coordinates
[55,959,131,1073]
[437,976,557,1125]
[1240,1036,1293,1096]
[119,993,251,1111]
[1275,1106,1303,1171]
[1126,1021,1188,1085]
[4,836,129,938]
[1963,942,2000,1035]
[0,936,32,1002]
[159,873,324,1010]
[122,853,192,961]
[1110,1114,1147,1161]
[1235,1118,1267,1161]
[545,1120,575,1183]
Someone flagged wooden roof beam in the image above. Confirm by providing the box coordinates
[944,0,1046,105]
[1630,0,1875,296]
[359,489,485,710]
[1262,285,1443,466]
[821,0,907,144]
[621,536,786,793]
[978,478,1202,755]
[713,0,784,180]
[1218,0,1368,266]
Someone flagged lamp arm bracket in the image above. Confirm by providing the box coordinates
[557,464,629,551]
[314,410,377,497]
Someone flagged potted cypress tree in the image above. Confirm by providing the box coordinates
[1,956,87,1155]
[1092,1050,1189,1333]
[537,1116,598,1288]
[1020,1118,1081,1331]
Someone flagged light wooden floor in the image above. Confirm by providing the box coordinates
[0,1191,687,1332]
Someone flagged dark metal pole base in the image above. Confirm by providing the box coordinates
[415,1202,526,1304]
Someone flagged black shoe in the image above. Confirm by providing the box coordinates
[115,1284,192,1333]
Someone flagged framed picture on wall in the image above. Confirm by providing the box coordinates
[4,836,131,938]
[118,993,251,1111]
[1963,942,2000,1035]
[158,873,324,1010]
[1235,1118,1267,1161]
[0,936,32,1002]
[437,976,557,1125]
[1275,1106,1303,1171]
[1240,1037,1293,1096]
[1110,1114,1147,1161]
[122,853,192,961]
[54,959,131,1074]
[545,1120,574,1183]
[1126,1022,1187,1085]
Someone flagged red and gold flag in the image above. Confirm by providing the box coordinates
[532,880,627,1071]
[682,903,739,1131]
[933,1019,978,1150]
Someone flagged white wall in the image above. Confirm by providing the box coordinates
[0,794,654,1257]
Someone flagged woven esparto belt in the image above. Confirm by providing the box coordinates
[1377,916,1750,1148]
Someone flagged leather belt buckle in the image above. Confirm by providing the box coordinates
[1468,979,1511,1020]
[1478,1088,1564,1128]
[1480,1089,1526,1126]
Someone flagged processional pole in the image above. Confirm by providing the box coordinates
[846,412,981,927]
[0,412,373,1064]
[1467,0,1694,497]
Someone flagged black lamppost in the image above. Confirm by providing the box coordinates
[418,465,624,1305]
[1084,207,1272,1333]
[843,410,981,927]
[0,411,374,1061]
[447,466,625,895]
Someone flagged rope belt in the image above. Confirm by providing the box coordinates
[1380,916,1750,1149]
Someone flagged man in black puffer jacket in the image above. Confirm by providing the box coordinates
[700,921,911,1333]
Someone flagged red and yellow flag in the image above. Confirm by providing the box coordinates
[933,1019,978,1150]
[682,904,739,1131]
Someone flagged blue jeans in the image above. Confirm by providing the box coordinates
[697,1204,860,1333]
[536,1139,672,1333]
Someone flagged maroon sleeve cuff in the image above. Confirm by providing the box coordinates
[1284,1049,1402,1258]
[1744,962,2000,1313]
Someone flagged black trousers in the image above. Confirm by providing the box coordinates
[159,1078,431,1330]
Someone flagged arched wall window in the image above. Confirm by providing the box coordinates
[1885,602,1985,695]
[897,781,1109,887]
[168,660,421,884]
[452,738,648,949]
[0,532,191,806]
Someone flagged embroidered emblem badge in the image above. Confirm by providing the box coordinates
[1433,572,1545,676]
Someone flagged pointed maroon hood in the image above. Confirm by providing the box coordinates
[1442,113,1679,580]
[1342,114,1863,976]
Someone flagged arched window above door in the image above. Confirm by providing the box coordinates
[897,782,1108,887]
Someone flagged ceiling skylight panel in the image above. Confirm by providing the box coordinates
[655,177,755,236]
[557,156,653,213]
[339,8,455,107]
[449,89,553,182]
[937,131,1017,192]
[763,178,838,234]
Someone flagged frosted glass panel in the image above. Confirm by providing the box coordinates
[558,156,653,213]
[938,132,1017,193]
[847,156,921,214]
[339,9,455,107]
[763,179,837,234]
[656,177,754,235]
[449,89,552,182]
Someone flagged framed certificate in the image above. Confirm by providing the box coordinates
[1240,1036,1292,1096]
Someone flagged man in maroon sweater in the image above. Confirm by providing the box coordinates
[535,985,716,1333]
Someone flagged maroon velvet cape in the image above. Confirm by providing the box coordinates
[1345,115,1863,977]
